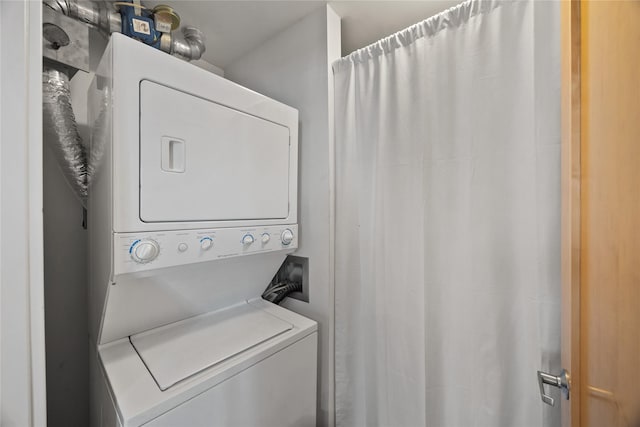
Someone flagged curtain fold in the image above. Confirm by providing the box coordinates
[334,1,561,426]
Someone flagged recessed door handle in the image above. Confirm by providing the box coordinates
[161,136,185,173]
[537,369,570,406]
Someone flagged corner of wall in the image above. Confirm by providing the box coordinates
[325,5,341,427]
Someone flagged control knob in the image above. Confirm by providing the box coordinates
[130,239,160,264]
[281,229,294,246]
[242,234,255,245]
[200,237,213,250]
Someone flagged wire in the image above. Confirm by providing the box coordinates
[262,281,294,296]
[262,281,287,295]
[265,283,290,293]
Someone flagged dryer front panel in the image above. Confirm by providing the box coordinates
[139,80,291,223]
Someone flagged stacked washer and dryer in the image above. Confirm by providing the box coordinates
[88,33,317,426]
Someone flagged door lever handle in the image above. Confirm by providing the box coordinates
[537,369,570,406]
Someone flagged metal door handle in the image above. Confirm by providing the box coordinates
[537,369,570,406]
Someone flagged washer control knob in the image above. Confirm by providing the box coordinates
[178,243,188,252]
[130,239,160,264]
[281,229,294,246]
[261,233,271,244]
[200,237,213,250]
[242,234,255,245]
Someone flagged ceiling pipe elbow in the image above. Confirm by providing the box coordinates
[171,26,206,61]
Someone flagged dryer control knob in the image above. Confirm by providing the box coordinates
[200,237,213,250]
[261,233,271,244]
[281,229,294,246]
[130,239,160,264]
[242,234,255,245]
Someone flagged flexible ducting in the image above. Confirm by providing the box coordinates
[43,67,89,207]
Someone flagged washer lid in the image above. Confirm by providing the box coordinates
[130,301,294,391]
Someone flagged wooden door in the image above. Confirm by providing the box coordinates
[561,1,640,426]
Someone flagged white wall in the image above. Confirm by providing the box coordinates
[0,1,47,425]
[225,6,340,426]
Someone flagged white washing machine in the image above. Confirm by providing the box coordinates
[87,33,316,427]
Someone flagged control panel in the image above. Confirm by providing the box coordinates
[114,225,298,275]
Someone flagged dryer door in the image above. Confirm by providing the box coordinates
[139,80,291,223]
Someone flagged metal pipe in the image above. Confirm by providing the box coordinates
[42,67,89,207]
[43,0,67,14]
[44,0,122,34]
[171,26,206,61]
[68,0,101,27]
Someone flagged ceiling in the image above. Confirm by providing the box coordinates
[143,1,463,68]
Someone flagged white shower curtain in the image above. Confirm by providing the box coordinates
[333,1,560,426]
